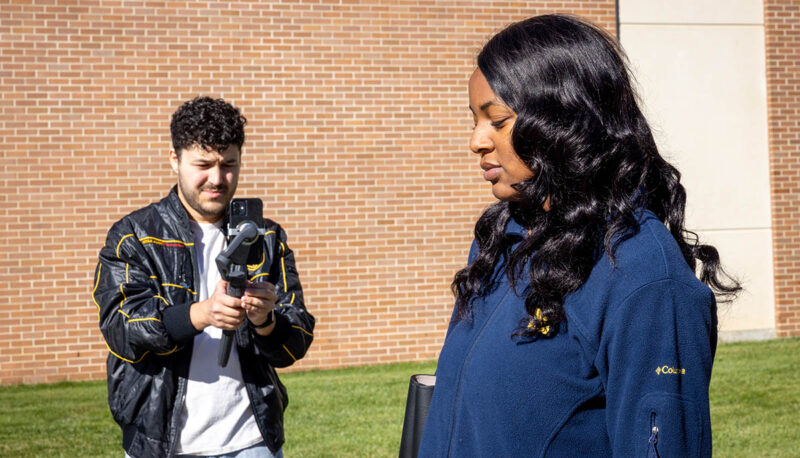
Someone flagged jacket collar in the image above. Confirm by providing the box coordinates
[506,217,528,237]
[166,186,191,222]
[164,186,194,241]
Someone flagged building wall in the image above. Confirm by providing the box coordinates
[0,1,616,384]
[618,0,778,341]
[764,0,800,337]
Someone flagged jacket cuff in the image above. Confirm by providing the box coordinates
[253,311,291,348]
[162,302,201,345]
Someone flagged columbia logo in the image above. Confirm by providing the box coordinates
[655,365,686,375]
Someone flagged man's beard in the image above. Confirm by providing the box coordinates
[178,179,235,221]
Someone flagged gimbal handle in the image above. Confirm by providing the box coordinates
[216,221,262,367]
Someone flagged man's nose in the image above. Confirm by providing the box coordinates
[207,165,222,185]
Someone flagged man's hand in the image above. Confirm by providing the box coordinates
[190,280,246,331]
[243,281,278,336]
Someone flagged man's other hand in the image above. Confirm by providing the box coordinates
[243,281,277,335]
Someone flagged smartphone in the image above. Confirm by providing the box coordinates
[228,198,264,232]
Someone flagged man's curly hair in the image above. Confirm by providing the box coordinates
[170,96,247,157]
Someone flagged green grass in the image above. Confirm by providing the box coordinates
[281,361,437,457]
[709,338,800,457]
[0,380,121,457]
[0,339,797,457]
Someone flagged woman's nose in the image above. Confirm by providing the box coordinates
[470,125,493,155]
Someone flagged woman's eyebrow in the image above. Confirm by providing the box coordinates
[469,100,503,114]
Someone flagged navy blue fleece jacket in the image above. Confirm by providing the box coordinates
[419,210,717,457]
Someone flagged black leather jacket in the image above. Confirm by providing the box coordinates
[92,188,314,457]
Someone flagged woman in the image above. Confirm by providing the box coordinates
[419,14,740,457]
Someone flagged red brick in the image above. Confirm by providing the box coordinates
[0,1,617,385]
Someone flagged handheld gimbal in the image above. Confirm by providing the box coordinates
[215,198,266,367]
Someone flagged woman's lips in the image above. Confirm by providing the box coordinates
[482,167,501,181]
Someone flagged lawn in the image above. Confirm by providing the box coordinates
[0,338,797,457]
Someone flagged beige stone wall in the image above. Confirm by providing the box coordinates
[618,0,777,341]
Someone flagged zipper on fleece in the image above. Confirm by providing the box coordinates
[648,411,660,458]
[445,286,513,457]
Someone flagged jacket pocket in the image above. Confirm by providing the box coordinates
[635,392,707,457]
[107,359,152,425]
[648,412,660,458]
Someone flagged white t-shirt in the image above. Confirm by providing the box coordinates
[176,220,262,455]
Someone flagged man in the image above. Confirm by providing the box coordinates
[92,96,314,457]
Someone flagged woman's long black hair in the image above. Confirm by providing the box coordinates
[452,14,741,337]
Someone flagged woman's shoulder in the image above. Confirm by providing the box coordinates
[565,210,713,331]
[606,210,703,289]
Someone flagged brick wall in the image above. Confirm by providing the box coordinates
[0,1,615,384]
[765,1,800,337]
